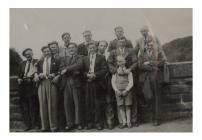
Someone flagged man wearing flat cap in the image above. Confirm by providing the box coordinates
[48,41,60,58]
[108,26,133,52]
[17,48,39,131]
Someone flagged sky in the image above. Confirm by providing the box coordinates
[10,8,192,58]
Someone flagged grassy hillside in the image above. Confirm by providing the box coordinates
[163,36,192,62]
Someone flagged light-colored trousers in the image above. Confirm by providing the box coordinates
[38,79,58,131]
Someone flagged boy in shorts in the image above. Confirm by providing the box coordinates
[111,55,134,128]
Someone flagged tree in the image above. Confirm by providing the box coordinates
[10,48,22,76]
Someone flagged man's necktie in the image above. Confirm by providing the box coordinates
[89,54,94,73]
[144,37,148,52]
[120,48,124,56]
[25,61,31,77]
[46,58,50,75]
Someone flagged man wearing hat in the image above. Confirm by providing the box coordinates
[108,26,133,52]
[17,48,39,131]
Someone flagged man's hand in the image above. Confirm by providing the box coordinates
[117,67,124,75]
[61,69,67,75]
[33,75,39,82]
[39,73,46,79]
[87,73,95,80]
[52,75,60,84]
[116,90,122,97]
[122,90,128,96]
[48,73,55,79]
[17,78,23,85]
[124,68,131,74]
[144,61,150,65]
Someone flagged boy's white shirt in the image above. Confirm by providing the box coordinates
[111,71,134,92]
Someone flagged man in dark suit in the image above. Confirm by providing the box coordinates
[108,26,133,52]
[59,42,84,131]
[83,43,108,130]
[17,48,39,131]
[77,30,98,56]
[137,34,167,126]
[107,39,139,127]
[35,46,60,132]
[97,40,115,129]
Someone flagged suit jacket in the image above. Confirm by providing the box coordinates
[59,55,83,89]
[83,54,108,83]
[36,56,60,75]
[107,48,138,74]
[137,39,167,83]
[78,41,98,56]
[108,37,133,52]
[18,59,38,79]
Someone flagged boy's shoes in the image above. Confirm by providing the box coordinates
[77,125,83,130]
[127,123,132,128]
[119,124,126,129]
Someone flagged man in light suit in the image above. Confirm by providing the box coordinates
[17,48,39,131]
[35,46,60,132]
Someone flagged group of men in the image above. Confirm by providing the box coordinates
[17,25,167,132]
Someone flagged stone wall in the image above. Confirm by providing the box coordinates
[10,61,192,130]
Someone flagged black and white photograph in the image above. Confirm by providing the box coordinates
[9,8,193,133]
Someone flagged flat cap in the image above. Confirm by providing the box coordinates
[22,48,32,56]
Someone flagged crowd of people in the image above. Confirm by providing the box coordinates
[17,25,167,132]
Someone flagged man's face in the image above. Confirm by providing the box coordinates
[98,42,107,54]
[43,48,51,57]
[117,58,126,68]
[115,28,124,39]
[62,34,71,44]
[88,44,96,54]
[49,44,59,55]
[68,44,77,55]
[141,30,149,38]
[147,43,153,51]
[24,50,33,60]
[117,40,126,49]
[83,32,92,42]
